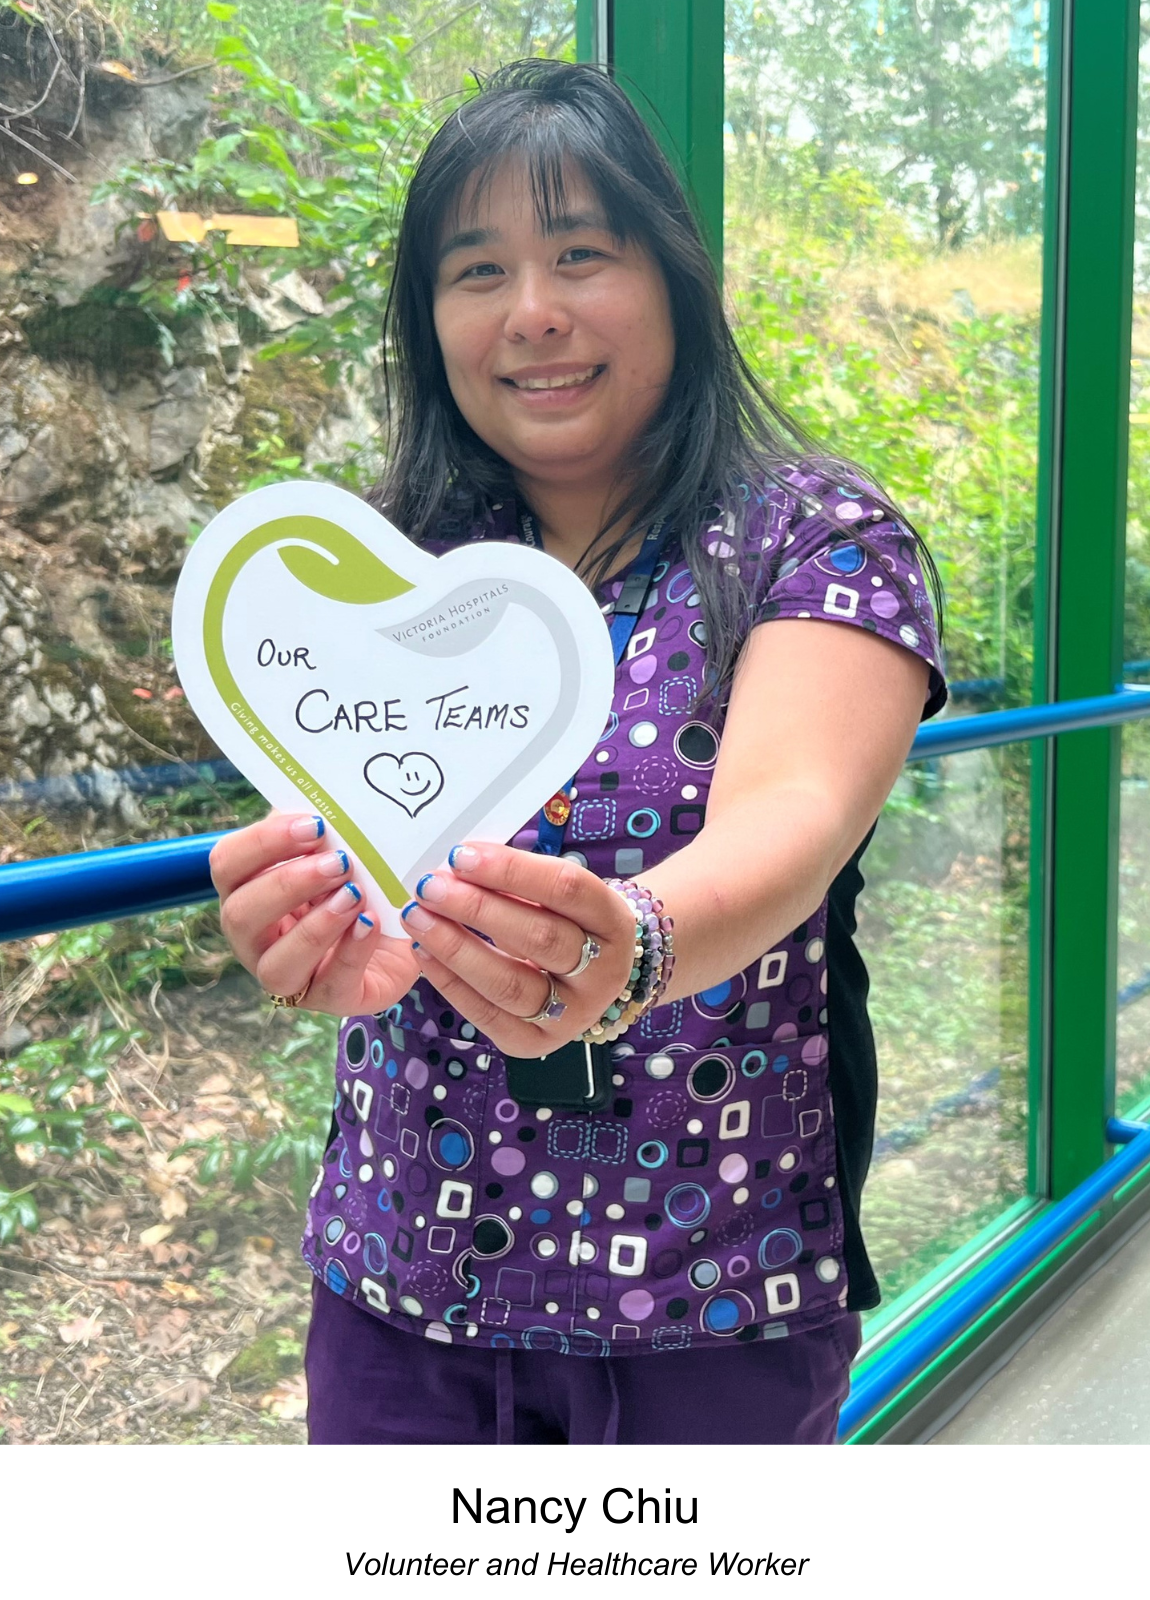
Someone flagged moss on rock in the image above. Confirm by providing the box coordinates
[199,351,339,507]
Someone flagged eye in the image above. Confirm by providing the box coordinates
[459,261,503,280]
[562,247,601,264]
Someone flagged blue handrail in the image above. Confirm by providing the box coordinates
[3,686,1150,943]
[1118,968,1150,1009]
[839,1120,1150,1438]
[911,684,1150,756]
[0,832,229,941]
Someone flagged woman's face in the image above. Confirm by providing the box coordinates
[432,159,675,494]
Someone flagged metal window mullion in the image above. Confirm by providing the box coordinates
[1028,0,1071,1201]
[575,0,608,66]
[593,0,724,270]
[596,0,611,67]
[1044,0,1139,1199]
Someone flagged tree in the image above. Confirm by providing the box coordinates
[727,0,867,177]
[725,0,1048,250]
[860,0,1046,247]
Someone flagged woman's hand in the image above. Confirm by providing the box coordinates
[401,845,637,1055]
[209,812,420,1017]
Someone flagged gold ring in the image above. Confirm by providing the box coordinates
[267,982,311,1009]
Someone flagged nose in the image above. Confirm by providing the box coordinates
[503,264,572,345]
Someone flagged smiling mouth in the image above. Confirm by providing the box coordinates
[500,364,606,390]
[403,779,431,796]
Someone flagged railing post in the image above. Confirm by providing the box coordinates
[1039,0,1140,1198]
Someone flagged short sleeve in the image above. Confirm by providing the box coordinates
[751,475,947,723]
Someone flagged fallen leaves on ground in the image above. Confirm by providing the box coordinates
[157,1377,214,1415]
[137,1309,193,1355]
[259,1374,307,1421]
[59,1313,104,1346]
[160,1279,205,1304]
[0,975,313,1446]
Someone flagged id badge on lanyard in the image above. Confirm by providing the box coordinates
[503,513,666,1111]
[518,512,666,856]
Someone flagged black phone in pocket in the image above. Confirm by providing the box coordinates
[504,1039,613,1112]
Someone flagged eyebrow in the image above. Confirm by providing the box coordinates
[436,210,612,266]
[437,226,494,265]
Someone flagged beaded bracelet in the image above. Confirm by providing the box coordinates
[582,879,675,1044]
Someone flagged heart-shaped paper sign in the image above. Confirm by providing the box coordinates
[171,482,615,936]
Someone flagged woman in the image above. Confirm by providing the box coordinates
[208,59,946,1445]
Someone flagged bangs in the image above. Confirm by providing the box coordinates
[426,103,635,255]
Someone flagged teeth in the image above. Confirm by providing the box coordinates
[513,366,599,389]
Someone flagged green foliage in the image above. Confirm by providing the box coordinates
[733,254,1041,699]
[140,776,264,832]
[0,903,342,1238]
[0,1186,39,1245]
[92,0,579,406]
[224,1323,305,1388]
[1126,371,1150,663]
[94,1,424,386]
[178,1009,339,1210]
[725,0,1047,249]
[106,1,577,96]
[0,1006,144,1241]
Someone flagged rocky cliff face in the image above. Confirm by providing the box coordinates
[0,43,375,851]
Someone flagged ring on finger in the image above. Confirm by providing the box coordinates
[520,972,567,1026]
[266,981,312,1009]
[555,932,602,981]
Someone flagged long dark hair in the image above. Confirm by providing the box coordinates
[375,58,944,699]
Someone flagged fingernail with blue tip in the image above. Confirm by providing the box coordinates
[416,873,448,903]
[352,912,374,941]
[402,900,434,932]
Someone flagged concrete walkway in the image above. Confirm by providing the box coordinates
[930,1212,1150,1443]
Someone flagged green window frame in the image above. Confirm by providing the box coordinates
[578,0,1143,1435]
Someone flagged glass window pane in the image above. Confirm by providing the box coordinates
[725,0,1047,709]
[1119,3,1150,1118]
[0,3,577,1441]
[0,907,333,1441]
[0,2,575,861]
[857,747,1030,1304]
[1118,722,1150,1115]
[724,0,1046,1304]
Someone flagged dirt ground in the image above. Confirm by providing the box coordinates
[0,973,314,1446]
[0,1206,310,1445]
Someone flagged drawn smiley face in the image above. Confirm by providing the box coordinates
[364,751,445,818]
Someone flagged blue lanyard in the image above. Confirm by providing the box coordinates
[519,515,666,855]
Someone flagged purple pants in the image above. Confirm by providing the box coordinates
[304,1281,860,1445]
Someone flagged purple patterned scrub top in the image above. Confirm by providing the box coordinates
[302,467,947,1356]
